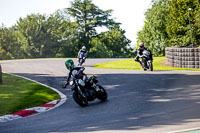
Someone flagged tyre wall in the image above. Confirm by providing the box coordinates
[165,47,200,69]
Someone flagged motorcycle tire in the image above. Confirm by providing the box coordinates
[142,58,147,71]
[96,85,107,101]
[73,92,88,107]
[79,59,83,66]
[79,59,85,66]
[143,68,147,71]
[149,60,153,71]
[61,81,67,89]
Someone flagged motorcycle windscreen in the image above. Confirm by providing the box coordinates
[78,79,85,86]
[143,50,151,58]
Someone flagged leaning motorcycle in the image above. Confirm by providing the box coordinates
[140,50,153,71]
[78,52,86,66]
[62,68,107,107]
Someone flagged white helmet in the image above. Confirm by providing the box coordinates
[82,46,86,51]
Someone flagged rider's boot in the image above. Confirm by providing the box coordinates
[139,61,142,66]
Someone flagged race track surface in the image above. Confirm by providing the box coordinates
[1,58,200,133]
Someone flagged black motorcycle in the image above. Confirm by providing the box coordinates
[62,68,107,107]
[140,50,153,71]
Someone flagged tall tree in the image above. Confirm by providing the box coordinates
[0,1,132,59]
[0,25,24,59]
[137,0,171,56]
[17,14,47,58]
[90,25,131,58]
[166,0,200,46]
[67,0,118,50]
[0,64,2,84]
[17,13,70,58]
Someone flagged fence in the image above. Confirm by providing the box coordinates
[165,47,200,69]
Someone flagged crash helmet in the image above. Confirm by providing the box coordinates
[139,42,144,50]
[82,46,86,52]
[65,59,74,71]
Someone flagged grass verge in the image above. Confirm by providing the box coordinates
[94,57,200,71]
[0,73,60,116]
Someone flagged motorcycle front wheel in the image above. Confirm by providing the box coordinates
[96,85,107,101]
[148,60,153,71]
[61,80,67,89]
[73,92,88,107]
[142,58,147,71]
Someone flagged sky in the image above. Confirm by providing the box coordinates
[0,0,152,47]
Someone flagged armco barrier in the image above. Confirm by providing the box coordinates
[165,47,200,69]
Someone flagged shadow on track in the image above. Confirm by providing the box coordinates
[1,72,200,133]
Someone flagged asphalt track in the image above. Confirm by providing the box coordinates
[1,58,200,133]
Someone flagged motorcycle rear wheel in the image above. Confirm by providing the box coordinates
[73,92,88,107]
[97,85,107,101]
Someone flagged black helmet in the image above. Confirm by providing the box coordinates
[139,42,144,49]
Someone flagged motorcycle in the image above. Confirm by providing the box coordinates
[139,50,153,71]
[62,68,107,107]
[78,52,86,66]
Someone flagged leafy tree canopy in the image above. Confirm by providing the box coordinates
[137,0,200,56]
[0,0,132,59]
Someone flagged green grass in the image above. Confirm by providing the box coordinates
[0,73,60,116]
[184,130,200,133]
[94,57,200,71]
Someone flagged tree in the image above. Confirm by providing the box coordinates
[0,25,24,59]
[0,0,132,59]
[67,0,118,50]
[90,25,132,58]
[58,21,80,58]
[0,64,2,84]
[17,13,71,58]
[17,14,48,58]
[166,0,200,46]
[194,5,200,44]
[137,0,171,56]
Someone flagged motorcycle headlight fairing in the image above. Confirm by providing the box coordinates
[69,81,74,86]
[78,79,85,86]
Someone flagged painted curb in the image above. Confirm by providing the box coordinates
[0,73,67,122]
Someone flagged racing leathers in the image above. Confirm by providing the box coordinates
[135,47,152,65]
[66,66,87,86]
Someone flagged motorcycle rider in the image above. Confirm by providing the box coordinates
[63,59,86,88]
[63,59,100,91]
[77,46,87,64]
[134,42,152,65]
